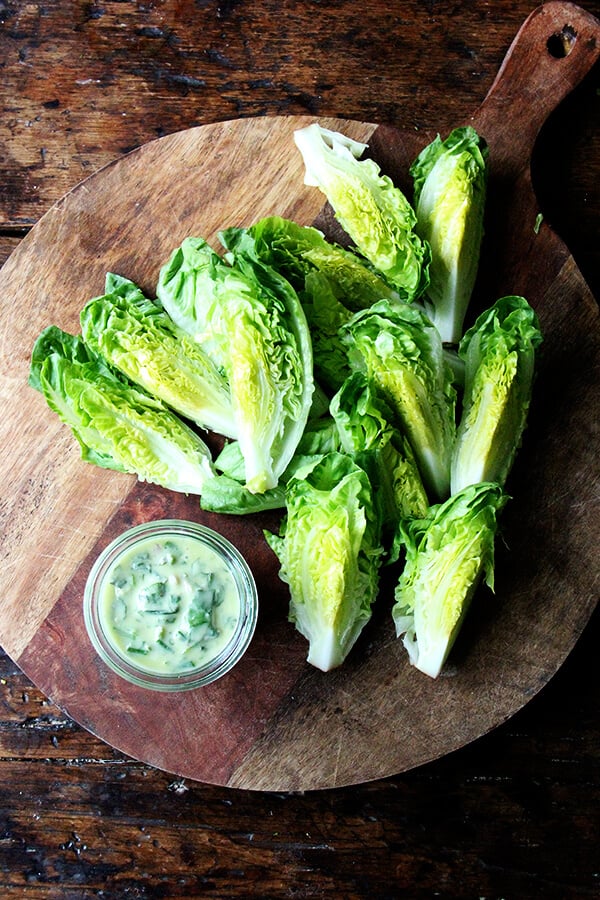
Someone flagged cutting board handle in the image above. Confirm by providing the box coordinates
[471,2,600,176]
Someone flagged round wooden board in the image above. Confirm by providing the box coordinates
[0,4,599,791]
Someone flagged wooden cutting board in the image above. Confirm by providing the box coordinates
[0,2,598,791]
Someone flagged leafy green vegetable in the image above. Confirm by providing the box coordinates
[298,270,353,391]
[157,236,315,494]
[265,452,383,671]
[341,299,456,500]
[330,371,396,456]
[330,372,429,560]
[392,482,508,678]
[293,125,430,301]
[451,295,543,493]
[202,417,342,515]
[154,237,223,346]
[410,126,489,344]
[221,218,401,392]
[200,474,287,515]
[29,326,216,494]
[80,274,236,439]
[223,215,399,311]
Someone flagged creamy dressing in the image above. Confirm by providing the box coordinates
[98,534,241,675]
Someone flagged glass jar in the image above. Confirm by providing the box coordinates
[83,519,258,691]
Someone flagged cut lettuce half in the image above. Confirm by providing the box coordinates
[157,236,315,493]
[392,482,508,678]
[330,371,429,560]
[411,126,488,344]
[265,452,383,671]
[81,274,236,438]
[294,124,430,301]
[29,326,216,494]
[341,299,456,500]
[451,295,543,493]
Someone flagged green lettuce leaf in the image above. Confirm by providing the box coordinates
[293,125,430,301]
[223,215,399,311]
[298,270,353,391]
[392,482,508,678]
[29,326,216,494]
[154,237,223,349]
[341,299,456,500]
[200,474,286,515]
[330,371,429,560]
[411,126,489,344]
[80,274,236,438]
[451,295,543,493]
[157,236,315,494]
[265,451,384,671]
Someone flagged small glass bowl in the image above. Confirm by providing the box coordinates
[83,519,258,691]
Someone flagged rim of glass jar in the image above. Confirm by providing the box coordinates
[83,519,258,691]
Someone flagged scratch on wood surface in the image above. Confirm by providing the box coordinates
[331,733,343,788]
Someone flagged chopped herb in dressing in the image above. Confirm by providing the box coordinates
[98,534,241,675]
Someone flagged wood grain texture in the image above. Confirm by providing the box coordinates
[1,0,599,891]
[0,1,531,223]
[0,610,598,897]
[0,114,375,661]
[1,0,599,292]
[1,3,598,792]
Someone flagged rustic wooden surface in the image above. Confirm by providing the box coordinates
[1,0,599,894]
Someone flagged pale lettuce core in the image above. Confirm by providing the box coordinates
[411,126,489,344]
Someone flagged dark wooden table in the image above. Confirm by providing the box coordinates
[1,2,598,896]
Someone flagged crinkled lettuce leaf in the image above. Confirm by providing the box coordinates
[294,125,430,301]
[330,372,429,560]
[451,295,543,493]
[411,126,488,344]
[341,299,456,500]
[29,326,216,494]
[265,451,384,671]
[154,237,223,352]
[157,236,314,494]
[222,215,399,311]
[80,274,236,438]
[298,270,353,391]
[392,482,508,678]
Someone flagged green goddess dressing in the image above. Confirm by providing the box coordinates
[98,534,241,675]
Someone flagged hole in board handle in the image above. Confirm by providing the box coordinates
[546,24,577,58]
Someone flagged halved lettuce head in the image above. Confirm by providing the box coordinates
[221,218,400,392]
[81,273,236,439]
[411,126,488,345]
[294,124,430,301]
[265,451,383,672]
[451,295,543,494]
[341,299,456,500]
[29,326,216,494]
[157,235,315,494]
[222,215,399,311]
[392,482,508,678]
[330,371,429,560]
